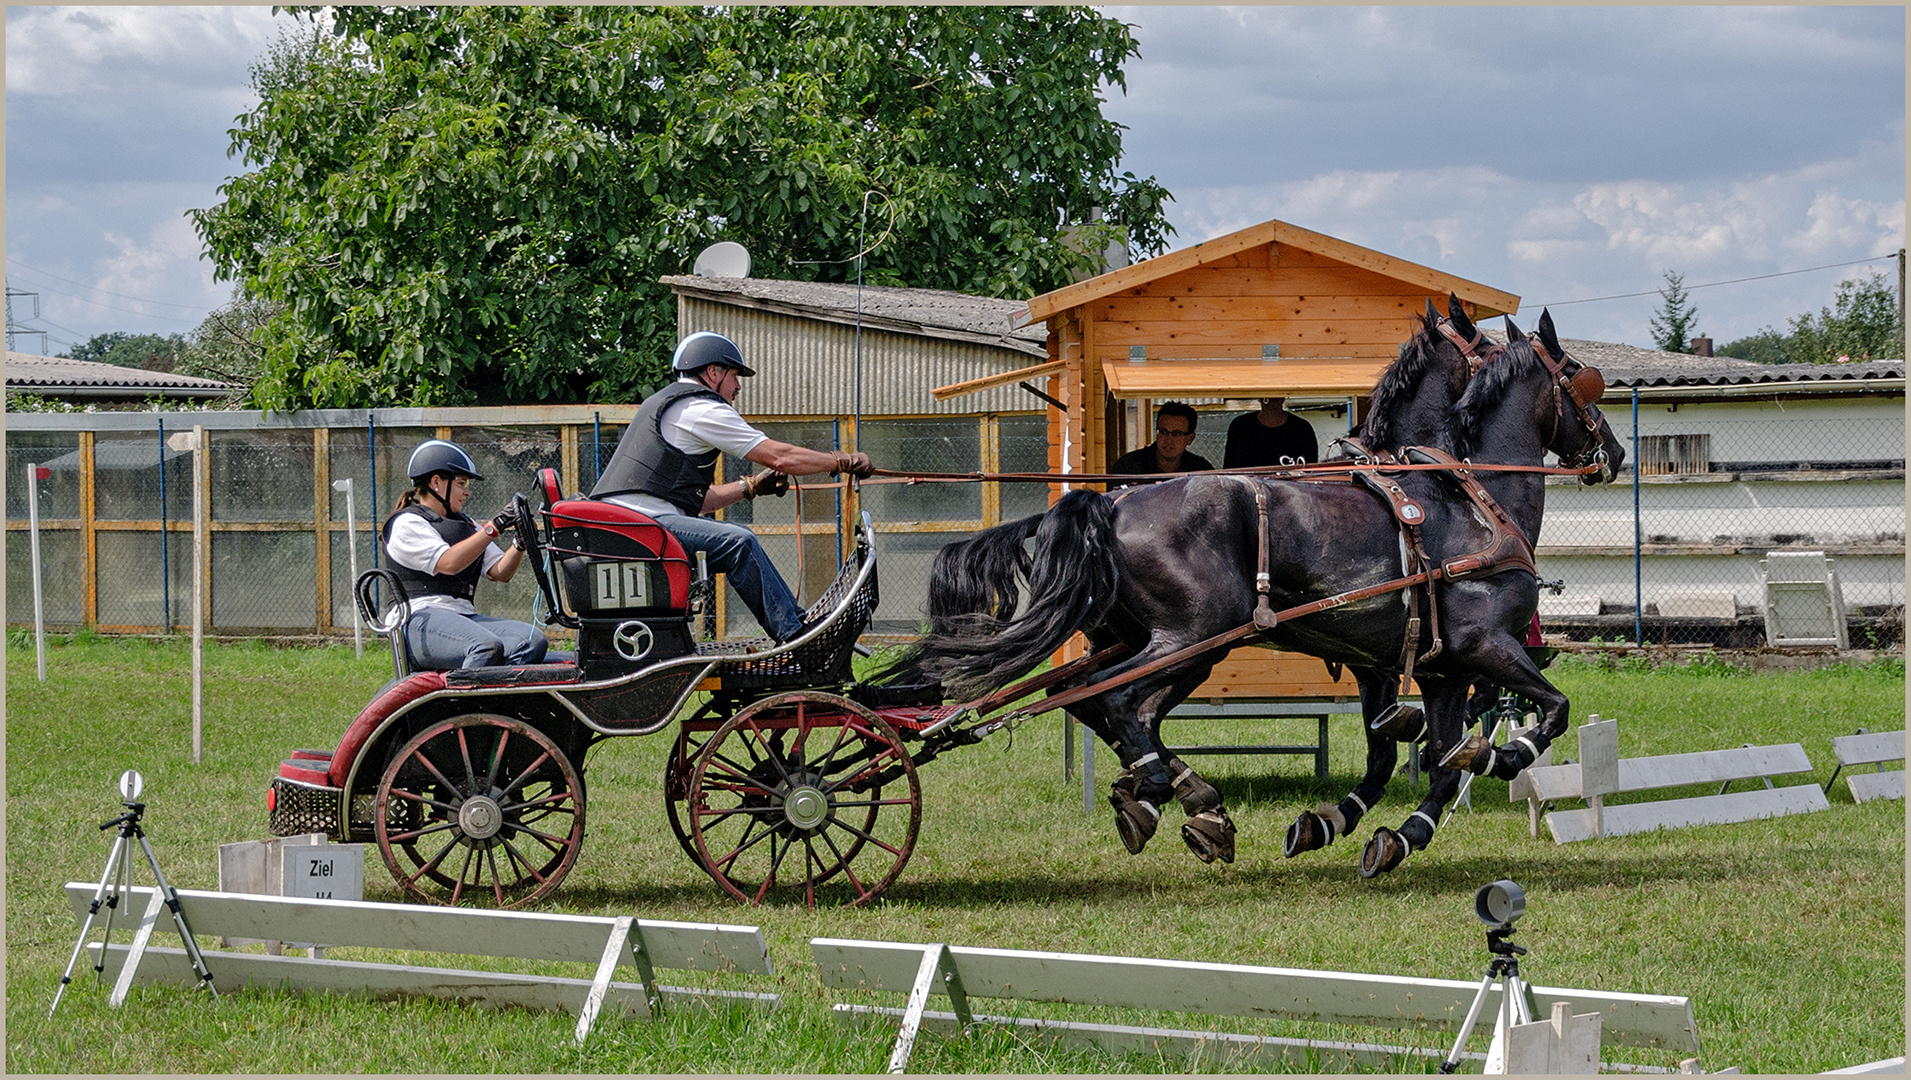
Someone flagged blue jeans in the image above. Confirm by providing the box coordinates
[653,513,804,641]
[405,608,549,670]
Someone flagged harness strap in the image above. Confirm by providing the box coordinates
[1227,476,1279,630]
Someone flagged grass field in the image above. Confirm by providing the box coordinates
[6,634,1903,1073]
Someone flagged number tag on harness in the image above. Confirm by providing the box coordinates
[591,561,651,608]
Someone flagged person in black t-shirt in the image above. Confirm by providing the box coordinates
[1108,402,1213,488]
[1223,397,1317,469]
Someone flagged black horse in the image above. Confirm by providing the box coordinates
[902,309,1624,877]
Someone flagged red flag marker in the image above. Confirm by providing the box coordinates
[33,466,50,480]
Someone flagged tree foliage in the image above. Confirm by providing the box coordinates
[1647,270,1700,353]
[192,6,1174,410]
[1717,271,1904,364]
[59,331,187,372]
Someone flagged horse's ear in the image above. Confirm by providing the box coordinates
[1447,294,1476,339]
[1537,309,1562,358]
[1503,316,1527,343]
[1425,297,1439,323]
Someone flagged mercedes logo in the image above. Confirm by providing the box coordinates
[612,620,654,661]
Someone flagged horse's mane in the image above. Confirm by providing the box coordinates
[1450,336,1543,457]
[1361,311,1449,449]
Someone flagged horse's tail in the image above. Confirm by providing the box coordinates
[926,511,1043,636]
[916,489,1120,699]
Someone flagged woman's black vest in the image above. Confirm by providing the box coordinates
[381,504,484,603]
[589,381,725,516]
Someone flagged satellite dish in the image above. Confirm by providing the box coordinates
[693,241,751,278]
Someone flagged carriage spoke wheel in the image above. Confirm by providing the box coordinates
[374,713,585,909]
[686,692,921,908]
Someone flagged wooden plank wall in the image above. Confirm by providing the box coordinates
[1087,243,1447,363]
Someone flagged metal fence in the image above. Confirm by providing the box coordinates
[4,406,1052,642]
[7,395,1903,648]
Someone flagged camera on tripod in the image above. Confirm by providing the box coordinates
[1440,879,1538,1073]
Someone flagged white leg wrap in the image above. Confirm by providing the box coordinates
[1133,752,1160,769]
[1410,810,1437,833]
[1347,792,1370,815]
[1138,800,1161,821]
[1315,803,1346,838]
[1512,735,1541,759]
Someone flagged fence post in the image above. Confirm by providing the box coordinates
[333,479,361,657]
[192,425,206,764]
[28,462,48,681]
[159,417,171,633]
[1631,388,1642,646]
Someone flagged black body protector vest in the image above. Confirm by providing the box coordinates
[382,504,484,603]
[589,381,726,516]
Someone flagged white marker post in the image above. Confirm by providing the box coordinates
[331,478,361,657]
[27,462,49,681]
[168,428,207,764]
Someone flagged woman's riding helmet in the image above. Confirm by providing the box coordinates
[406,439,484,484]
[670,331,757,377]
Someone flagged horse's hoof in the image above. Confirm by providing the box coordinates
[1360,828,1409,878]
[1110,790,1159,855]
[1438,735,1496,775]
[1181,808,1236,864]
[1284,812,1330,857]
[1369,702,1426,742]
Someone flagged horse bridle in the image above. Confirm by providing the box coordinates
[1528,335,1611,476]
[1438,312,1610,477]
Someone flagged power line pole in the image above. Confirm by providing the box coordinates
[1898,249,1905,358]
[6,284,48,351]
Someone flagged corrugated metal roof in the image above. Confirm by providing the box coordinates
[663,276,1047,357]
[677,297,1042,415]
[6,351,242,398]
[1483,336,1904,390]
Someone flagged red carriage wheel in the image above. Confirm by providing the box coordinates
[685,692,921,908]
[373,713,585,909]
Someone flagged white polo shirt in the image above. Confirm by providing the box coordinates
[606,377,769,519]
[385,512,507,615]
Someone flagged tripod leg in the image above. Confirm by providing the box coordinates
[50,834,130,1016]
[96,838,134,981]
[137,833,219,1001]
[1440,970,1500,1073]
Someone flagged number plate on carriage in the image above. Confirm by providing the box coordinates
[591,561,650,608]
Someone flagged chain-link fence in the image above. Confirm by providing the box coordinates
[5,407,1051,643]
[8,394,1901,649]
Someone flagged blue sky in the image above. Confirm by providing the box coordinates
[5,6,1904,355]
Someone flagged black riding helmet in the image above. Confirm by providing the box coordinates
[406,439,484,485]
[671,331,757,377]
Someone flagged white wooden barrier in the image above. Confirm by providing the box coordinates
[1508,717,1830,843]
[1826,729,1905,804]
[812,937,1699,1073]
[65,884,777,1043]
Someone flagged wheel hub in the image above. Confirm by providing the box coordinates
[458,794,504,840]
[781,784,830,831]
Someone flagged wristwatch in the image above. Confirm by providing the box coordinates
[481,521,500,539]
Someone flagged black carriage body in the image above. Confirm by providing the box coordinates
[546,499,699,680]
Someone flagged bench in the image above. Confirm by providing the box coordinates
[812,936,1699,1073]
[1508,717,1830,843]
[1826,729,1905,804]
[64,883,777,1043]
[1163,699,1371,779]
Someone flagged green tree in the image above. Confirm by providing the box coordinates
[1786,271,1903,363]
[176,295,279,389]
[192,6,1175,410]
[59,331,187,372]
[1647,270,1701,353]
[1716,326,1790,363]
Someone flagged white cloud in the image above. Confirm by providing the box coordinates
[6,6,280,100]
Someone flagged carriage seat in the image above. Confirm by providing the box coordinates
[442,662,584,689]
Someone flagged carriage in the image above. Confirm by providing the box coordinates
[266,466,1046,909]
[268,301,1621,909]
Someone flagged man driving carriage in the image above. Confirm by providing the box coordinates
[590,331,877,643]
[382,439,550,669]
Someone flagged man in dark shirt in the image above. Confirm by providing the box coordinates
[1223,397,1318,468]
[1108,401,1214,487]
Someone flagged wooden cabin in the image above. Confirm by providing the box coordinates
[937,217,1523,700]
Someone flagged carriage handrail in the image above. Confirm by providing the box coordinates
[704,511,879,670]
[354,568,411,636]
